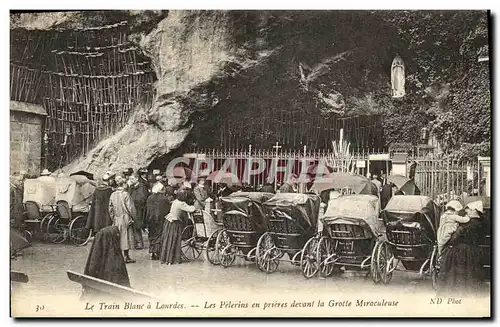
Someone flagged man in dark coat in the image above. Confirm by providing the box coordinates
[86,172,115,233]
[409,161,418,180]
[128,173,149,249]
[279,174,298,193]
[122,168,134,180]
[145,183,172,260]
[138,167,150,192]
[380,182,394,210]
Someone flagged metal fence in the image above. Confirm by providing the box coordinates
[184,146,388,190]
[412,158,483,204]
[182,148,487,202]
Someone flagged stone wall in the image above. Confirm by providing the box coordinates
[10,111,44,176]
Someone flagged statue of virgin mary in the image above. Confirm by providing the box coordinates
[391,55,405,98]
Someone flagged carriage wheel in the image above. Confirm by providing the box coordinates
[215,230,235,267]
[317,237,335,278]
[181,225,202,261]
[430,245,439,291]
[377,241,394,284]
[206,229,222,265]
[51,218,67,244]
[370,242,381,283]
[300,237,319,279]
[39,214,52,241]
[256,232,280,273]
[46,216,64,244]
[41,214,54,242]
[69,216,92,246]
[24,230,33,243]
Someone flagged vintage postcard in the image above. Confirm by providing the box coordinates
[9,9,491,318]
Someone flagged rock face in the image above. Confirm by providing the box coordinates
[10,11,81,30]
[64,11,251,176]
[12,10,489,177]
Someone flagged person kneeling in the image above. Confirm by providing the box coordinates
[81,226,131,301]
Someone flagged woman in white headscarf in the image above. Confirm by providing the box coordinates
[144,183,172,260]
[438,200,486,296]
[437,200,469,257]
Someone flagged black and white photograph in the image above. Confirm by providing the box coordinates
[7,8,492,318]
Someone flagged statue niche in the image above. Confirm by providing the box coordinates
[391,55,405,98]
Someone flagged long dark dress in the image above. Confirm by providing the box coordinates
[86,184,114,232]
[159,220,182,264]
[81,226,130,300]
[438,218,485,296]
[145,193,171,256]
[159,199,195,264]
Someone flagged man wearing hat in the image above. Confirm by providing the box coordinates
[128,172,149,249]
[38,169,55,183]
[137,167,150,193]
[279,173,299,193]
[40,169,51,176]
[150,169,161,189]
[138,167,148,182]
[123,168,134,177]
[86,172,115,233]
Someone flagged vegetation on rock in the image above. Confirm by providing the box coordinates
[183,10,490,160]
[378,11,490,158]
[11,10,491,173]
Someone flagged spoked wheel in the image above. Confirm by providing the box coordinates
[370,242,381,283]
[430,245,439,291]
[215,230,236,268]
[52,218,67,244]
[69,216,92,246]
[206,229,222,265]
[317,237,335,278]
[40,214,53,242]
[300,237,319,279]
[46,216,65,244]
[24,230,33,243]
[181,225,202,261]
[256,232,281,273]
[377,241,394,284]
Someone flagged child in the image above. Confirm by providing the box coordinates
[437,200,470,256]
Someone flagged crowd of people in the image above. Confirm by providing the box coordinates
[85,168,259,266]
[17,165,486,298]
[80,170,305,294]
[85,168,177,265]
